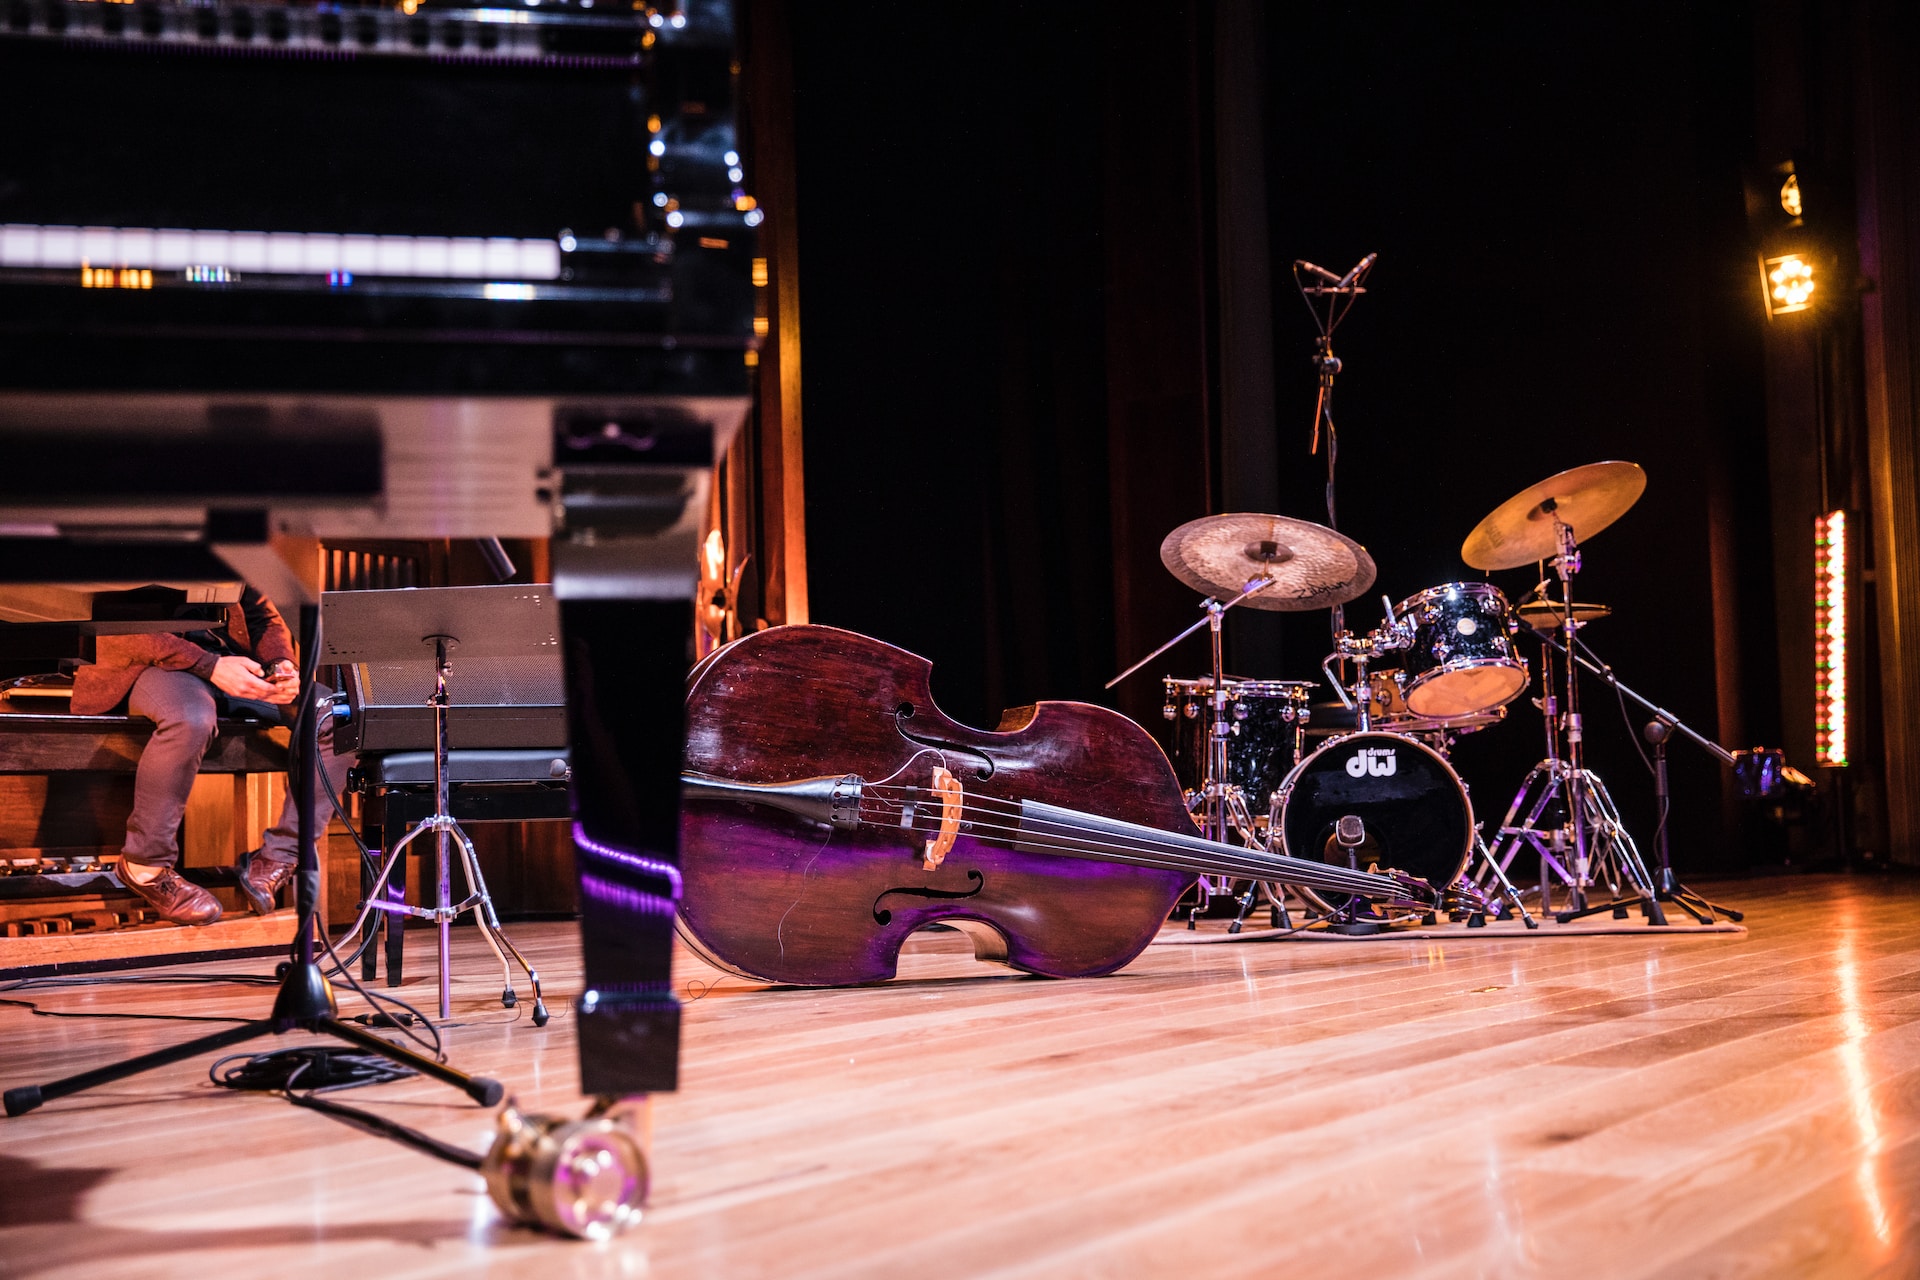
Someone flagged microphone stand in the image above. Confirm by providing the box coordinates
[1294,253,1375,644]
[4,605,505,1118]
[1534,629,1745,924]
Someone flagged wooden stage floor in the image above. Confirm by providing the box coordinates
[2,874,1918,1278]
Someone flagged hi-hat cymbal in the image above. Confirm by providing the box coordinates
[1461,461,1647,571]
[1159,513,1377,610]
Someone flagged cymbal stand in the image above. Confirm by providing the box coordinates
[1109,579,1276,924]
[1483,519,1665,924]
[1532,629,1744,923]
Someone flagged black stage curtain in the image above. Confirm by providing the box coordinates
[789,2,1773,875]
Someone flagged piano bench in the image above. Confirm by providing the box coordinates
[0,711,290,775]
[361,748,570,788]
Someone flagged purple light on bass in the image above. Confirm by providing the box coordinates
[580,871,677,919]
[572,822,684,898]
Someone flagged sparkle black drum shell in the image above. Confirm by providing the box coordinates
[1164,678,1312,810]
[1393,581,1528,718]
[1277,732,1473,890]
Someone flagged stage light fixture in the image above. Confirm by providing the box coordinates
[1814,509,1848,766]
[1762,252,1815,318]
[1780,173,1803,218]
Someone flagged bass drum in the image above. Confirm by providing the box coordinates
[1275,731,1473,894]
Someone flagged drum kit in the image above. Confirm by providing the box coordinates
[1112,460,1729,934]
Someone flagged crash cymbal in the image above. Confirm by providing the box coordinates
[1461,461,1647,571]
[1159,513,1377,610]
[1516,599,1613,630]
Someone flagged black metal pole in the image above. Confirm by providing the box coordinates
[1646,720,1677,895]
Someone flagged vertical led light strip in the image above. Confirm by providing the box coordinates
[1814,510,1848,766]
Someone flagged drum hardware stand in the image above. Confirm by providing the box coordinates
[1111,576,1276,839]
[1226,878,1292,934]
[1321,595,1414,729]
[1530,629,1745,924]
[1222,698,1315,933]
[1482,518,1667,925]
[1110,577,1281,925]
[1466,828,1537,928]
[347,635,548,1022]
[3,608,505,1119]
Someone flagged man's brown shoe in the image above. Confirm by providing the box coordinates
[236,849,295,916]
[118,859,222,926]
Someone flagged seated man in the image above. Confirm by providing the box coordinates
[71,586,352,926]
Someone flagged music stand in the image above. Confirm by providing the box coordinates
[323,585,554,1022]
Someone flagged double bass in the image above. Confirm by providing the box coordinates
[677,626,1416,986]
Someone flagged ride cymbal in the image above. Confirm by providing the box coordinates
[1461,461,1647,571]
[1159,513,1377,610]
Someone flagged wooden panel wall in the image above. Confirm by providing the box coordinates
[1854,0,1920,864]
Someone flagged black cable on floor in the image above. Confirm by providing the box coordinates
[210,1046,486,1172]
[0,997,250,1025]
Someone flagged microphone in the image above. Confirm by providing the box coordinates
[476,537,517,583]
[1296,259,1344,283]
[1337,252,1379,287]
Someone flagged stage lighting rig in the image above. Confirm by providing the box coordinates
[1762,253,1816,317]
[1745,159,1827,320]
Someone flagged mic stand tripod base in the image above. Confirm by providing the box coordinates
[1655,879,1744,925]
[3,961,505,1118]
[2,612,507,1125]
[1553,889,1668,928]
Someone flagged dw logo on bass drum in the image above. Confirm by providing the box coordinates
[1344,747,1398,778]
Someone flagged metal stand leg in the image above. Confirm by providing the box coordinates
[1644,727,1743,923]
[1550,770,1665,926]
[337,638,546,1018]
[1471,831,1537,928]
[452,825,548,1024]
[384,844,406,984]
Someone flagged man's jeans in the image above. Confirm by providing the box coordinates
[123,667,353,868]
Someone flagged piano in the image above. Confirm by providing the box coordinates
[0,0,753,1109]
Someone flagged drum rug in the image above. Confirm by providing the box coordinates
[1153,916,1746,945]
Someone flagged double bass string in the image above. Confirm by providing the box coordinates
[858,782,1357,885]
[852,782,1395,898]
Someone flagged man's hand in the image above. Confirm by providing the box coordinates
[259,659,298,705]
[210,655,296,705]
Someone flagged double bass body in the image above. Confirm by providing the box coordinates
[678,626,1196,985]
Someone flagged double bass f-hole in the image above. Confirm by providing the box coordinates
[894,703,997,779]
[872,870,986,925]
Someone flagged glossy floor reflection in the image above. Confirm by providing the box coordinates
[1,874,1917,1278]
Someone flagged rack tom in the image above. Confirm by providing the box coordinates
[1391,582,1528,718]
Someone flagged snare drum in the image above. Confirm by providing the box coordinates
[1162,677,1316,810]
[1391,582,1528,718]
[1365,669,1507,737]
